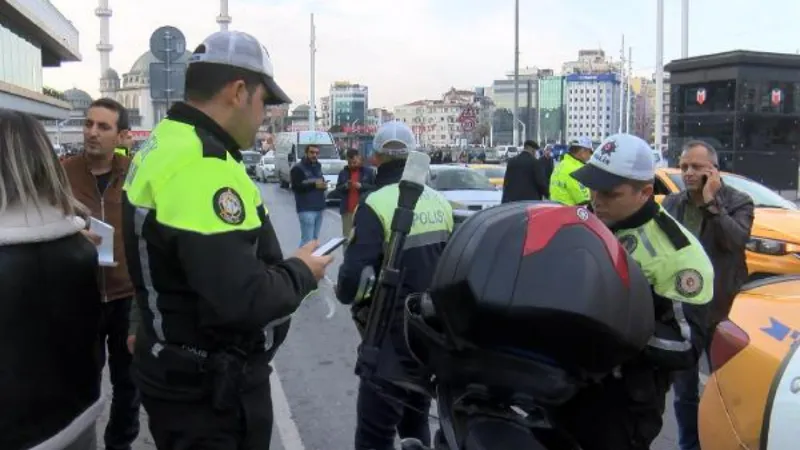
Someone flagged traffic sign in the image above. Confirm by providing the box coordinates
[149,26,186,63]
[149,63,186,101]
[461,118,476,132]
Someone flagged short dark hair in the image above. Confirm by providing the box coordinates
[681,139,719,166]
[89,98,129,131]
[523,140,539,150]
[346,149,360,159]
[184,61,263,103]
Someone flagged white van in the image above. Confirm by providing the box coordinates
[275,131,339,188]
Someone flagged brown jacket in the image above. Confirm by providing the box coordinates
[63,153,133,302]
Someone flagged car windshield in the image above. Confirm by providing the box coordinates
[242,152,261,164]
[667,173,798,210]
[430,168,495,191]
[298,144,339,160]
[321,161,347,175]
[473,167,506,178]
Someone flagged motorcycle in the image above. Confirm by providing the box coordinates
[357,152,655,449]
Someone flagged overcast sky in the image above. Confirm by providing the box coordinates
[44,0,799,109]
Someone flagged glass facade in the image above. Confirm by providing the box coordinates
[538,76,565,142]
[0,18,43,92]
[332,95,366,126]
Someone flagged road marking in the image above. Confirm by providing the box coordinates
[271,365,306,450]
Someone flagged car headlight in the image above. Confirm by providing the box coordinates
[746,237,800,256]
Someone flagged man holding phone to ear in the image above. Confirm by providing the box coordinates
[662,140,754,450]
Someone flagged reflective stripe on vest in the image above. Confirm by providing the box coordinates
[364,184,453,249]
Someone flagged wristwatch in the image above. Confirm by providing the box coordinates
[702,198,720,214]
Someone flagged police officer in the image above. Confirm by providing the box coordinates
[336,121,454,450]
[548,136,592,205]
[555,134,714,450]
[115,130,132,157]
[122,30,332,449]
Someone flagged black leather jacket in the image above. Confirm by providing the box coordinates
[0,203,103,450]
[662,184,755,325]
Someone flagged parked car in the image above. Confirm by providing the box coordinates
[467,164,506,190]
[428,165,501,218]
[255,155,276,182]
[321,160,348,206]
[654,168,800,279]
[241,150,261,177]
[699,275,800,449]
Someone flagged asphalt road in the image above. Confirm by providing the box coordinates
[101,181,708,450]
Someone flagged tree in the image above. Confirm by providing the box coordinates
[472,122,490,144]
[328,124,343,133]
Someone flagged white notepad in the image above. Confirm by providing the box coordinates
[89,217,116,267]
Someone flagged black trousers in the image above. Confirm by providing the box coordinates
[99,298,141,450]
[355,378,432,450]
[555,374,666,450]
[141,379,274,450]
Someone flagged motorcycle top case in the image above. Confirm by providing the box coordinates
[428,202,655,376]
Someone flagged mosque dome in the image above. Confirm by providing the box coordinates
[101,68,119,80]
[64,88,92,106]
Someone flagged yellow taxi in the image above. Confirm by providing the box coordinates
[654,168,800,279]
[700,275,800,449]
[466,164,506,189]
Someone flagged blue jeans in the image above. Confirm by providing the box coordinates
[298,210,323,247]
[673,357,710,450]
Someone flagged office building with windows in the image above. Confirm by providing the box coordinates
[666,50,800,190]
[329,81,368,128]
[565,73,621,142]
[1,0,80,118]
[538,75,566,143]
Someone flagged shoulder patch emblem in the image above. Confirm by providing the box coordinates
[619,234,638,254]
[213,187,245,225]
[576,207,590,221]
[675,269,704,297]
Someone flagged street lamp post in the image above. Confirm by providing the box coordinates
[512,0,520,147]
[655,0,664,151]
[515,118,526,146]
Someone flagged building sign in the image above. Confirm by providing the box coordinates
[696,88,707,105]
[130,130,151,139]
[771,88,783,106]
[565,73,618,83]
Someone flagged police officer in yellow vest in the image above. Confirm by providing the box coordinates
[337,121,453,450]
[555,133,714,450]
[122,30,332,449]
[115,130,132,157]
[549,136,592,205]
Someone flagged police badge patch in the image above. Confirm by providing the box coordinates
[213,187,245,225]
[675,269,704,297]
[619,234,638,254]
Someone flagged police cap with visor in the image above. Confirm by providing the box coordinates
[571,133,656,191]
[188,30,292,105]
